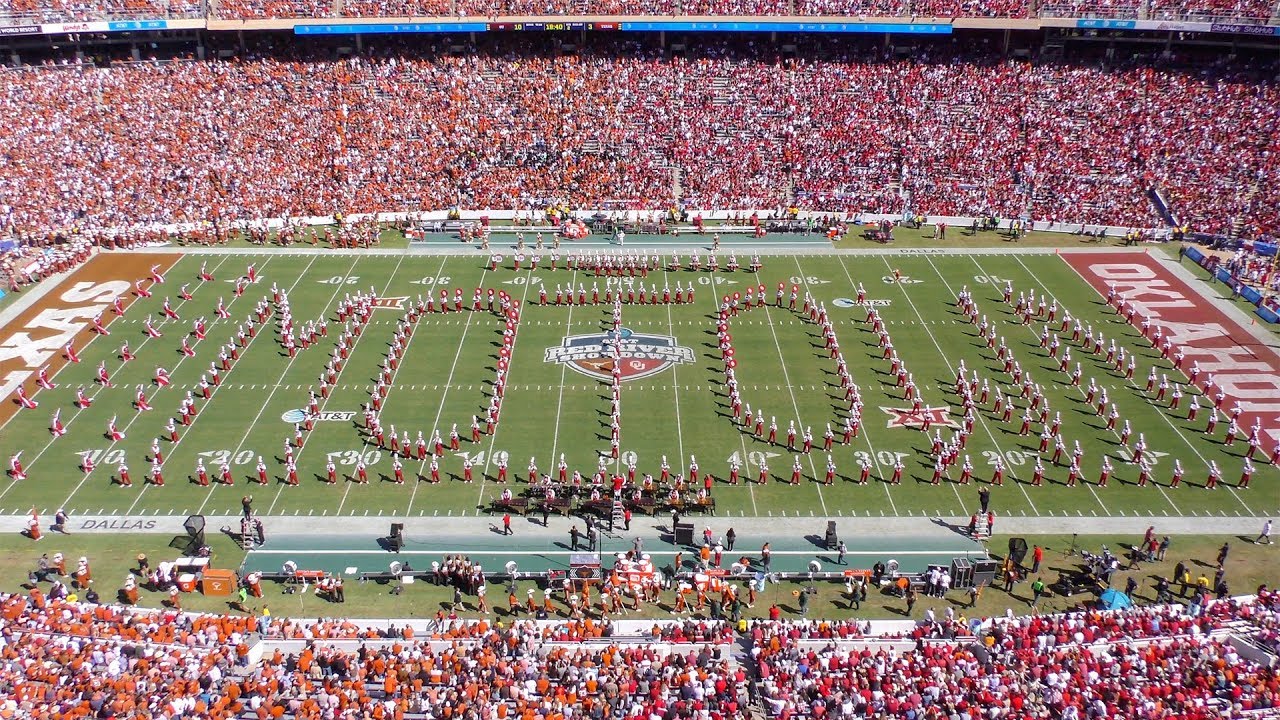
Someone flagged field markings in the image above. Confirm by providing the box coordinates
[0,254,186,435]
[828,257,917,516]
[56,256,265,513]
[399,261,461,514]
[880,255,1041,516]
[1028,255,1256,514]
[247,255,380,518]
[750,267,827,515]
[342,257,454,517]
[473,265,537,514]
[147,254,321,516]
[121,261,307,515]
[545,270,581,476]
[663,279,687,481]
[930,256,1115,516]
[693,268,757,515]
[964,255,1183,516]
[0,255,232,494]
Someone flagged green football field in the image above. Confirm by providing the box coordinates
[1,245,1275,524]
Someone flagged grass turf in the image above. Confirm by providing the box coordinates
[1,250,1275,523]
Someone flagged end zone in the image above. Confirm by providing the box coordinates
[0,253,181,427]
[1062,250,1280,446]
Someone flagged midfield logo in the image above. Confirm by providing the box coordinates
[880,405,961,430]
[545,327,694,382]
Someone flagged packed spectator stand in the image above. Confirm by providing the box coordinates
[3,0,1279,22]
[1,587,1277,719]
[0,38,1277,243]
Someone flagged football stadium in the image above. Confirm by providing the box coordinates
[1,5,1280,718]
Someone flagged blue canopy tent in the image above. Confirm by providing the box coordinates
[1100,588,1133,610]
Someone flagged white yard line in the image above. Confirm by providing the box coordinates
[694,268,757,515]
[965,255,1182,516]
[257,255,402,517]
[883,256,1040,516]
[369,258,480,515]
[1030,255,1255,514]
[546,270,581,472]
[174,254,329,517]
[338,259,449,504]
[831,257,911,515]
[471,265,537,515]
[123,259,316,515]
[663,278,687,480]
[751,269,827,516]
[929,256,1112,516]
[1,255,233,489]
[55,256,268,512]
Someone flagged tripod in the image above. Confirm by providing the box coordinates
[1064,533,1080,557]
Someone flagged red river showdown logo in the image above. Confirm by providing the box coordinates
[880,405,961,430]
[545,327,693,382]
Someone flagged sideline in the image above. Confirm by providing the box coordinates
[5,512,1268,536]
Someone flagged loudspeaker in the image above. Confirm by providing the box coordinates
[824,521,838,550]
[973,559,999,587]
[389,523,404,552]
[1008,537,1028,566]
[674,522,694,546]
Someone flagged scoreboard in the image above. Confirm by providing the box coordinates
[486,21,617,31]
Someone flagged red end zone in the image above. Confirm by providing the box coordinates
[1063,251,1280,446]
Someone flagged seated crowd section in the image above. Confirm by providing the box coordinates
[1,39,1277,240]
[0,589,1277,719]
[2,0,1277,22]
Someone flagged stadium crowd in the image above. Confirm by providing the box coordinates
[0,237,94,294]
[1,588,1277,720]
[0,40,1277,241]
[7,0,1271,21]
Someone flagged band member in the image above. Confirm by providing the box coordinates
[14,386,38,409]
[107,416,125,441]
[8,453,26,481]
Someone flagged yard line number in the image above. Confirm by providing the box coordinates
[726,450,781,468]
[327,450,383,466]
[854,451,909,466]
[198,449,259,465]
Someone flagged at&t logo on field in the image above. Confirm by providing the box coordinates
[544,327,694,382]
[281,409,356,423]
